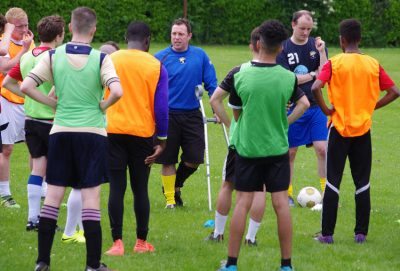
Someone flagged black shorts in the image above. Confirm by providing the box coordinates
[156,110,205,164]
[46,132,108,189]
[234,152,290,193]
[108,133,153,170]
[222,148,236,182]
[25,119,52,158]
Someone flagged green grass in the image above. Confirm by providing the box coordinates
[1,45,400,271]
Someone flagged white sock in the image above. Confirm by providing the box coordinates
[245,218,261,242]
[214,211,228,237]
[64,188,82,236]
[41,181,47,198]
[27,184,42,222]
[0,181,11,197]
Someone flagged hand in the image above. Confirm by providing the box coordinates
[325,105,335,116]
[144,139,166,165]
[22,30,34,52]
[315,37,325,53]
[214,113,221,124]
[99,100,107,112]
[4,23,15,34]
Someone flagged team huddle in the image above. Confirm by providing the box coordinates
[0,6,398,271]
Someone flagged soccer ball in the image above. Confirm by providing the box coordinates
[297,186,322,208]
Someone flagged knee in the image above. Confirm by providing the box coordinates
[314,145,327,159]
[184,162,199,169]
[1,145,13,158]
[288,149,297,163]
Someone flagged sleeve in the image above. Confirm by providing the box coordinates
[276,47,290,70]
[7,62,23,81]
[317,60,332,84]
[202,51,218,96]
[154,64,169,139]
[27,52,53,86]
[219,66,240,94]
[100,54,120,87]
[228,86,242,109]
[379,65,395,90]
[290,77,305,102]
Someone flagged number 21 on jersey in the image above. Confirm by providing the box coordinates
[287,52,299,65]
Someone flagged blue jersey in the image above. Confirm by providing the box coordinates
[277,37,328,106]
[155,45,217,111]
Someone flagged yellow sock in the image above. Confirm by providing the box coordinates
[288,184,293,198]
[161,174,176,205]
[320,177,326,193]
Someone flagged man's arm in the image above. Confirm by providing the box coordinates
[2,75,24,97]
[288,95,310,124]
[20,76,56,108]
[311,79,334,116]
[100,81,122,112]
[0,30,34,73]
[375,85,400,110]
[210,86,230,128]
[0,23,14,56]
[315,37,328,72]
[202,51,218,97]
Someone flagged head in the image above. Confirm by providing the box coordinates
[99,41,120,54]
[291,10,313,44]
[70,7,96,37]
[0,14,6,35]
[37,15,65,46]
[258,20,287,56]
[170,18,192,52]
[249,26,260,55]
[339,19,361,51]
[5,7,28,41]
[126,21,151,51]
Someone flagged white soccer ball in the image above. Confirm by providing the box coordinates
[297,186,322,208]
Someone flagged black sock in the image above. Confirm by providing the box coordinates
[37,205,59,265]
[281,258,292,268]
[83,209,102,269]
[175,161,197,188]
[226,256,238,267]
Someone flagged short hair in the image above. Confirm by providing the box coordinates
[0,14,6,34]
[292,10,313,23]
[71,7,96,34]
[102,41,120,51]
[37,15,65,43]
[339,19,361,44]
[258,20,287,53]
[172,18,191,33]
[5,7,27,21]
[126,21,151,42]
[250,26,260,49]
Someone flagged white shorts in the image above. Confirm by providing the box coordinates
[0,97,25,144]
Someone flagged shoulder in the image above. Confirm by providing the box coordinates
[155,47,171,58]
[189,46,209,57]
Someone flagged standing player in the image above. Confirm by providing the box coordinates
[20,7,122,271]
[276,10,328,206]
[2,15,65,231]
[0,7,34,208]
[104,21,168,256]
[155,18,217,208]
[312,19,399,244]
[218,20,309,271]
[207,27,266,245]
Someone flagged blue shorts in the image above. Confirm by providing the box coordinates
[288,106,328,148]
[46,132,108,189]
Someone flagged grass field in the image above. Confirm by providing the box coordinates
[0,44,400,271]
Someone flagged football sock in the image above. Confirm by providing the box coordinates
[82,209,102,269]
[281,258,292,268]
[288,184,293,198]
[41,180,47,198]
[161,174,176,205]
[37,205,59,265]
[175,161,197,188]
[226,256,238,267]
[214,211,228,237]
[0,180,11,196]
[320,177,326,193]
[245,218,261,242]
[27,175,43,222]
[64,188,82,236]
